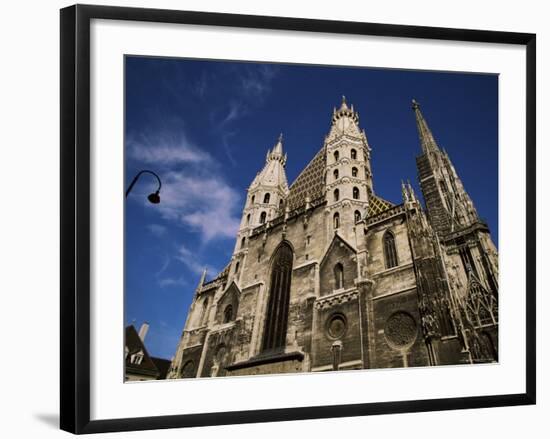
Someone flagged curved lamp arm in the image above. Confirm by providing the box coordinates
[125,170,162,203]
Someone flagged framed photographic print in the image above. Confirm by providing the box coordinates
[60,4,536,434]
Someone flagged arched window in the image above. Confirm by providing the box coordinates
[251,195,255,204]
[279,199,283,207]
[263,193,271,204]
[334,263,344,289]
[383,231,398,269]
[181,360,195,378]
[240,237,246,248]
[234,262,240,274]
[223,304,234,323]
[333,188,339,202]
[354,210,361,223]
[246,214,250,225]
[200,298,209,325]
[351,149,357,160]
[333,212,340,229]
[352,167,358,177]
[334,150,339,162]
[262,242,293,351]
[352,187,360,199]
[333,169,339,180]
[259,211,267,224]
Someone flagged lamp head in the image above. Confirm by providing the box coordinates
[147,191,160,204]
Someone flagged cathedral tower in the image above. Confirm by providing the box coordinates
[412,100,499,363]
[230,135,289,283]
[413,99,498,297]
[324,96,373,244]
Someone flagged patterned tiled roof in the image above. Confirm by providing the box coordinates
[285,147,326,211]
[366,194,395,218]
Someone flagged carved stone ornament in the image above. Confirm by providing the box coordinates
[385,311,418,349]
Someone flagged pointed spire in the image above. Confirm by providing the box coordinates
[331,95,359,126]
[197,268,207,289]
[272,133,283,155]
[266,133,285,165]
[412,99,439,153]
[340,95,348,110]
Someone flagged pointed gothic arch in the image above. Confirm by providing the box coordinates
[223,304,234,323]
[334,263,344,289]
[333,212,340,229]
[352,186,360,199]
[333,188,339,202]
[262,242,293,352]
[333,150,339,162]
[333,169,339,180]
[259,211,267,224]
[383,230,398,268]
[350,148,357,160]
[200,297,209,326]
[263,193,271,204]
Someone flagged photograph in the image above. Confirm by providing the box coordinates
[123,57,499,381]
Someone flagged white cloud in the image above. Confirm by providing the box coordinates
[221,100,243,126]
[147,223,167,237]
[158,276,188,288]
[127,132,212,165]
[157,170,241,242]
[239,64,278,101]
[128,128,242,242]
[175,244,219,276]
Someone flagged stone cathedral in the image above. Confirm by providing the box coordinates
[168,98,499,379]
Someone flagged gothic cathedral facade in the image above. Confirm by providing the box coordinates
[168,98,499,379]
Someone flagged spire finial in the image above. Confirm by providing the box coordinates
[271,132,284,157]
[412,100,439,153]
[197,268,207,289]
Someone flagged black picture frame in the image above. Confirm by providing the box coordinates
[60,4,536,434]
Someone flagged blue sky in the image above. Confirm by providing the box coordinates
[124,56,498,360]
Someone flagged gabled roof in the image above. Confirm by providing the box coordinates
[285,147,326,211]
[216,280,241,303]
[151,357,171,380]
[125,325,159,378]
[319,232,357,268]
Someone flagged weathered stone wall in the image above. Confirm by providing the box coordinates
[312,294,362,369]
[319,236,358,297]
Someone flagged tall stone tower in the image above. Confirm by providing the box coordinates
[230,135,289,285]
[413,100,499,363]
[324,96,373,244]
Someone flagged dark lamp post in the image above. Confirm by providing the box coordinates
[126,170,162,204]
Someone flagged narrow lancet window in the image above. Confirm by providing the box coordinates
[334,263,344,289]
[383,231,398,269]
[262,243,293,351]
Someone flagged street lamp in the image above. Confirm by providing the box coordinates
[125,170,162,204]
